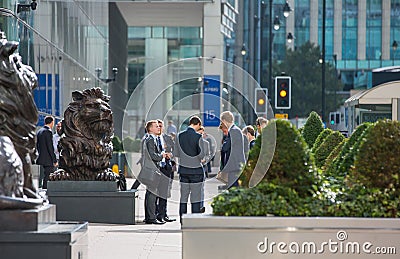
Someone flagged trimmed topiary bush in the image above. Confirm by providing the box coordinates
[213,121,400,218]
[325,123,370,178]
[122,136,141,152]
[314,131,345,168]
[312,128,333,153]
[301,111,324,148]
[324,138,346,170]
[112,136,123,152]
[351,120,400,191]
[240,119,316,196]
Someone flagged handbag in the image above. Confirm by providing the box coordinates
[216,171,228,184]
[137,166,161,188]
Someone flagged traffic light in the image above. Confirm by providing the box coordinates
[329,112,335,125]
[329,112,341,125]
[254,88,268,114]
[275,76,291,109]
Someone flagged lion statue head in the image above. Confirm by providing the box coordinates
[52,87,115,181]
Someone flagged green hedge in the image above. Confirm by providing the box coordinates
[212,183,324,217]
[325,123,370,178]
[312,128,333,153]
[351,120,400,191]
[122,137,142,152]
[112,136,123,152]
[324,138,346,170]
[314,131,345,168]
[213,120,400,218]
[240,119,316,196]
[301,111,324,148]
[112,136,142,153]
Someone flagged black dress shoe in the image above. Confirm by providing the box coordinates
[145,219,165,225]
[163,216,176,222]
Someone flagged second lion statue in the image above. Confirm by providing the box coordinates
[51,87,116,181]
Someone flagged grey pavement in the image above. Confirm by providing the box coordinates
[35,167,223,259]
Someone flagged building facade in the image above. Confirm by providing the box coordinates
[236,0,400,94]
[0,0,232,138]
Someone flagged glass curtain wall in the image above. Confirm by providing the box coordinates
[318,0,334,60]
[391,0,400,65]
[366,0,382,66]
[294,0,310,47]
[0,1,109,124]
[128,26,202,109]
[270,0,288,61]
[127,26,202,131]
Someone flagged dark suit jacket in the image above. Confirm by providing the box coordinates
[36,125,57,166]
[220,134,230,170]
[162,133,174,153]
[142,135,163,170]
[221,124,246,174]
[175,127,204,175]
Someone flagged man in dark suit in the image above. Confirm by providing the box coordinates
[220,111,246,188]
[36,116,58,189]
[175,116,205,217]
[155,119,176,222]
[141,120,171,224]
[219,122,230,171]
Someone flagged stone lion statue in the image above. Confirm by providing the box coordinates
[0,32,43,209]
[50,87,116,181]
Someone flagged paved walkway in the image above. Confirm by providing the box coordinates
[87,172,221,259]
[33,166,222,259]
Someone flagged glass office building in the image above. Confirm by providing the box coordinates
[0,0,216,137]
[0,0,114,127]
[238,0,400,92]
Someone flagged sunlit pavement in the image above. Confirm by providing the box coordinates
[87,169,221,259]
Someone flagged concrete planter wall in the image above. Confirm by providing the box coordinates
[182,215,400,259]
[0,204,88,259]
[47,181,137,224]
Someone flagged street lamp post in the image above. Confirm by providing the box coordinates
[333,54,338,112]
[268,0,273,95]
[267,1,291,106]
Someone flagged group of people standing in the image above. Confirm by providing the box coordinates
[135,111,268,224]
[133,117,207,224]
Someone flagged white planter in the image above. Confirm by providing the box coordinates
[182,215,400,259]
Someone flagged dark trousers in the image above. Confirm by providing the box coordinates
[156,166,173,219]
[42,165,55,189]
[145,189,157,222]
[131,179,141,190]
[38,166,44,188]
[179,174,204,215]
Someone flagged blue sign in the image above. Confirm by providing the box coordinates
[33,73,60,125]
[203,75,220,127]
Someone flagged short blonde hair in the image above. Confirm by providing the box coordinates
[256,117,268,127]
[146,120,158,132]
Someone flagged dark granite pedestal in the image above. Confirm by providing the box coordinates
[47,181,137,224]
[0,204,88,259]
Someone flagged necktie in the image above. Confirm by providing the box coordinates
[157,137,166,168]
[157,137,163,151]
